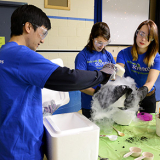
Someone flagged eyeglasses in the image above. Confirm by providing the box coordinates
[136,30,154,42]
[94,39,111,47]
[31,23,48,40]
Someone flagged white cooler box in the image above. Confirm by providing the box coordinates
[43,112,100,160]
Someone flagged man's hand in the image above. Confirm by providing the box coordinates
[99,63,118,84]
[100,63,117,77]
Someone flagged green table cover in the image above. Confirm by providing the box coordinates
[98,114,160,160]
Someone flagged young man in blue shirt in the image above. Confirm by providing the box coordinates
[0,4,116,160]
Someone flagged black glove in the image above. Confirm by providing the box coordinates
[93,85,131,109]
[94,86,101,94]
[124,86,148,108]
[137,86,148,100]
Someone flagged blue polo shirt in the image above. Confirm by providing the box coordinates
[0,42,59,160]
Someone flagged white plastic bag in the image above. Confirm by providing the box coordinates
[42,59,70,116]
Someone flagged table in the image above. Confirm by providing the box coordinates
[98,114,160,160]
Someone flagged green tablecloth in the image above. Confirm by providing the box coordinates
[98,114,160,160]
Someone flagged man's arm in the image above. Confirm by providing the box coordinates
[44,66,110,91]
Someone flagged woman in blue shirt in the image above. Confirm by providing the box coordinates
[75,22,115,119]
[117,20,160,113]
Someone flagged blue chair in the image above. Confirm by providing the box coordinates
[53,91,81,115]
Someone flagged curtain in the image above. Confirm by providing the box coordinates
[155,0,160,102]
[155,0,160,52]
[94,0,102,23]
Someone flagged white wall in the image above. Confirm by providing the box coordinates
[39,51,79,69]
[4,0,94,68]
[2,0,156,69]
[36,0,94,50]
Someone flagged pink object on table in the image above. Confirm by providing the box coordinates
[137,112,153,121]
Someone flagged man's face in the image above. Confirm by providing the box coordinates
[28,24,48,51]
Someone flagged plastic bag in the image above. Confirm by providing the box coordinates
[42,100,60,117]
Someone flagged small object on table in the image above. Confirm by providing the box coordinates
[100,135,118,141]
[123,147,142,158]
[98,155,109,160]
[134,152,154,160]
[137,112,153,121]
[113,126,125,137]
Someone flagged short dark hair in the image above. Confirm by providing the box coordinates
[11,4,51,37]
[86,22,110,53]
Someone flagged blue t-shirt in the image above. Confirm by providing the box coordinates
[0,42,59,160]
[116,46,160,91]
[75,47,115,109]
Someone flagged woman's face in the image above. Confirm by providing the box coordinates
[93,36,109,52]
[136,25,152,53]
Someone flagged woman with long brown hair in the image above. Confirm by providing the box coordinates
[117,19,160,113]
[75,22,115,119]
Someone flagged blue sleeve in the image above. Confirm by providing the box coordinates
[18,47,59,88]
[110,54,116,64]
[75,49,87,70]
[116,50,125,64]
[104,50,116,64]
[151,53,160,71]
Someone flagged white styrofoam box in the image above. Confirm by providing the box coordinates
[42,58,70,107]
[43,112,100,160]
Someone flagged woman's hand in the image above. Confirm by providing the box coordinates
[124,86,148,108]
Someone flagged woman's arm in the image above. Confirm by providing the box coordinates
[117,63,159,91]
[81,61,118,96]
[80,88,95,96]
[144,69,159,92]
[116,63,125,68]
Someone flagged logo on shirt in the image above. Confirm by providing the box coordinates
[87,59,111,69]
[127,60,150,74]
[0,60,4,64]
[95,59,110,68]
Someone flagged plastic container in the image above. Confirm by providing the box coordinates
[155,114,160,136]
[115,63,125,77]
[43,112,100,160]
[112,109,136,125]
[42,88,70,107]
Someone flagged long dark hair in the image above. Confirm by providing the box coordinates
[131,20,159,67]
[86,22,110,53]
